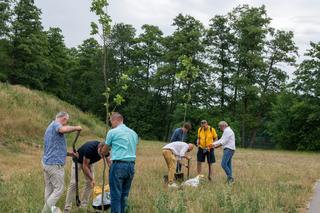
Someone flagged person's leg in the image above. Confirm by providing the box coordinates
[197,148,204,175]
[81,164,94,207]
[208,163,212,180]
[42,164,54,213]
[163,150,176,184]
[109,163,124,213]
[64,163,77,212]
[207,149,215,180]
[226,150,234,180]
[120,163,135,213]
[221,149,232,180]
[46,165,65,208]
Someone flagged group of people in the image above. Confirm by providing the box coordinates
[42,112,138,213]
[41,111,235,213]
[163,120,236,188]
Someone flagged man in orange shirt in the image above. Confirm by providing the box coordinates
[197,120,217,181]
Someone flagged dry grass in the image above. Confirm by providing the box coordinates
[0,83,106,148]
[0,141,320,213]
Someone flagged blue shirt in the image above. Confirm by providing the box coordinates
[105,124,139,161]
[170,128,187,142]
[42,121,67,165]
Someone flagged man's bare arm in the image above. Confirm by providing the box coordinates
[59,126,82,134]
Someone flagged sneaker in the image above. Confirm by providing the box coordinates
[51,206,62,213]
[208,176,212,181]
[168,183,179,188]
[227,177,234,185]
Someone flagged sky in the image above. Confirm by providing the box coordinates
[34,0,320,57]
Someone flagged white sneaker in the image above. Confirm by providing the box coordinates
[51,206,62,213]
[168,183,179,188]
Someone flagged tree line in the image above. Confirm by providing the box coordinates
[1,0,319,150]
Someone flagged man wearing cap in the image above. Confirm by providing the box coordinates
[42,112,82,213]
[170,122,192,173]
[162,142,194,188]
[197,120,217,181]
[213,121,236,184]
[101,112,139,213]
[64,141,111,213]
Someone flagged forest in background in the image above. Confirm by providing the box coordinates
[1,0,320,150]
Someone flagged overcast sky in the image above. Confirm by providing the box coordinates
[35,0,320,57]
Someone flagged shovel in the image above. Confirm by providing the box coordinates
[72,130,81,207]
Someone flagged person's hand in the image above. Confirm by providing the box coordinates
[75,126,82,131]
[90,179,95,188]
[69,151,79,158]
[184,164,189,168]
[74,152,79,159]
[185,156,191,160]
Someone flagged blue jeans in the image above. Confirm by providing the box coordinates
[109,161,135,213]
[221,148,234,179]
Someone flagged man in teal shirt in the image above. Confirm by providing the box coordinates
[102,112,138,213]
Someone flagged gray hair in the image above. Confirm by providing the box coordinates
[55,111,69,119]
[110,112,123,121]
[218,121,228,127]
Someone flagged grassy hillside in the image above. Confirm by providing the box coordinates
[0,83,106,150]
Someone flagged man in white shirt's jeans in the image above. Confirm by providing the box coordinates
[213,121,235,184]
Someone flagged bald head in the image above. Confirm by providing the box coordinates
[187,143,194,152]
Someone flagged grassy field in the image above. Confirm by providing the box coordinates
[0,141,320,213]
[1,83,320,212]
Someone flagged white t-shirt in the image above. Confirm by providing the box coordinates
[163,141,189,159]
[213,126,236,150]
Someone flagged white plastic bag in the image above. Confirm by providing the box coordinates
[181,175,205,187]
[92,192,111,207]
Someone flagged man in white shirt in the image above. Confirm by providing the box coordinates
[213,121,235,184]
[162,142,194,188]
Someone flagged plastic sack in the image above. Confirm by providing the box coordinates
[181,175,205,187]
[92,185,111,208]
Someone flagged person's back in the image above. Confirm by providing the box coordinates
[77,141,101,164]
[107,124,138,161]
[43,121,66,165]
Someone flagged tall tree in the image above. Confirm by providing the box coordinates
[44,27,69,98]
[205,15,235,112]
[10,0,49,90]
[0,0,13,81]
[90,0,112,128]
[229,5,271,146]
[294,41,320,99]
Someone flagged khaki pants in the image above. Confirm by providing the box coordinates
[162,149,176,184]
[64,162,94,212]
[42,162,65,213]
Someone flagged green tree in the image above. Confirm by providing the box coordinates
[44,27,70,98]
[294,41,320,99]
[248,29,298,147]
[0,0,13,81]
[10,0,49,90]
[229,5,271,146]
[205,15,235,113]
[90,0,112,128]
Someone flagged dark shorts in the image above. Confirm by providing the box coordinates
[197,147,215,164]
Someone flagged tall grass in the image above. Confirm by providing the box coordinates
[1,141,319,212]
[0,83,106,149]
